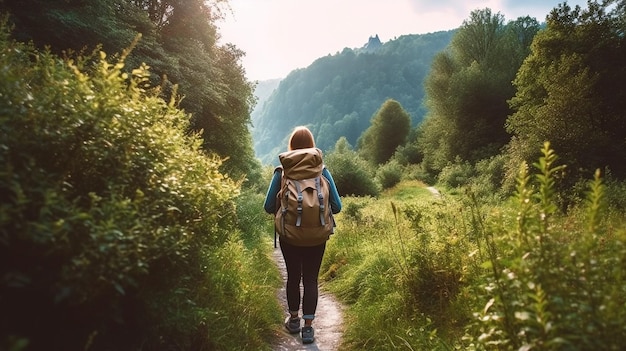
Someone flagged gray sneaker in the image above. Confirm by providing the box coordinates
[284,316,301,334]
[301,326,314,344]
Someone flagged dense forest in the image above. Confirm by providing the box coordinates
[1,0,626,350]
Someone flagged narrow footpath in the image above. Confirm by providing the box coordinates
[271,247,344,351]
[427,186,441,198]
[270,185,440,350]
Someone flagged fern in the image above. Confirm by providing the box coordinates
[585,169,606,234]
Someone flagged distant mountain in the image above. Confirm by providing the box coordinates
[251,78,281,125]
[252,30,455,165]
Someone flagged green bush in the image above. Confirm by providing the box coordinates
[437,159,475,188]
[602,170,626,211]
[376,159,403,190]
[466,154,507,203]
[325,147,380,197]
[0,24,271,351]
[403,163,437,185]
[393,141,423,165]
[322,142,626,350]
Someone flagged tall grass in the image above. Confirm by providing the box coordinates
[465,143,626,350]
[322,188,461,350]
[320,142,626,350]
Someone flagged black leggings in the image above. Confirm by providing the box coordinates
[279,240,326,320]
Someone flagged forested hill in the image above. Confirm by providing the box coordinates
[251,78,281,124]
[252,30,455,165]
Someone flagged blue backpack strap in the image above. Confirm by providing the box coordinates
[274,166,283,248]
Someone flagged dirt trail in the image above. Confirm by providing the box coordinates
[427,186,441,198]
[271,247,344,351]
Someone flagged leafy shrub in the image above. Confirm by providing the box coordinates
[603,171,626,211]
[376,159,403,189]
[437,159,475,188]
[325,146,380,197]
[403,163,437,185]
[0,24,271,351]
[393,141,423,165]
[466,154,507,202]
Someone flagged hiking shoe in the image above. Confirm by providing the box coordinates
[301,326,315,344]
[284,316,301,334]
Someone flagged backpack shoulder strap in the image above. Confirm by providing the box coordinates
[273,165,283,249]
[315,176,326,226]
[294,179,303,226]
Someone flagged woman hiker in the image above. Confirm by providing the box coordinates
[264,126,342,344]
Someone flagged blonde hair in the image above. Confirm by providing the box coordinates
[288,126,316,150]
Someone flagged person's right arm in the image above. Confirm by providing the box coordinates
[322,168,342,214]
[263,169,282,214]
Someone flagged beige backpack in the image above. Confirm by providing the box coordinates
[274,148,334,247]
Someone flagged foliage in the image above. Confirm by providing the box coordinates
[376,159,404,190]
[0,0,141,53]
[322,184,467,350]
[321,142,626,350]
[393,128,424,166]
[0,26,275,351]
[325,138,381,197]
[465,154,508,202]
[419,9,539,174]
[0,0,261,184]
[505,0,626,188]
[603,173,626,211]
[437,159,475,188]
[358,99,411,165]
[252,30,456,163]
[434,154,507,203]
[464,142,626,351]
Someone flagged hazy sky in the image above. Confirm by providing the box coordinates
[218,0,589,81]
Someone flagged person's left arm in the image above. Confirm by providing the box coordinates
[322,167,342,214]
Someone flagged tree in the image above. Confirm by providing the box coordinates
[325,138,380,196]
[358,99,411,165]
[452,8,505,67]
[419,8,539,173]
[0,24,251,349]
[0,0,260,184]
[505,0,626,186]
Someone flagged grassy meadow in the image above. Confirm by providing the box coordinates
[313,146,626,350]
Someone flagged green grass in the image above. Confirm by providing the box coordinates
[382,180,434,201]
[322,180,458,350]
[319,157,626,351]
